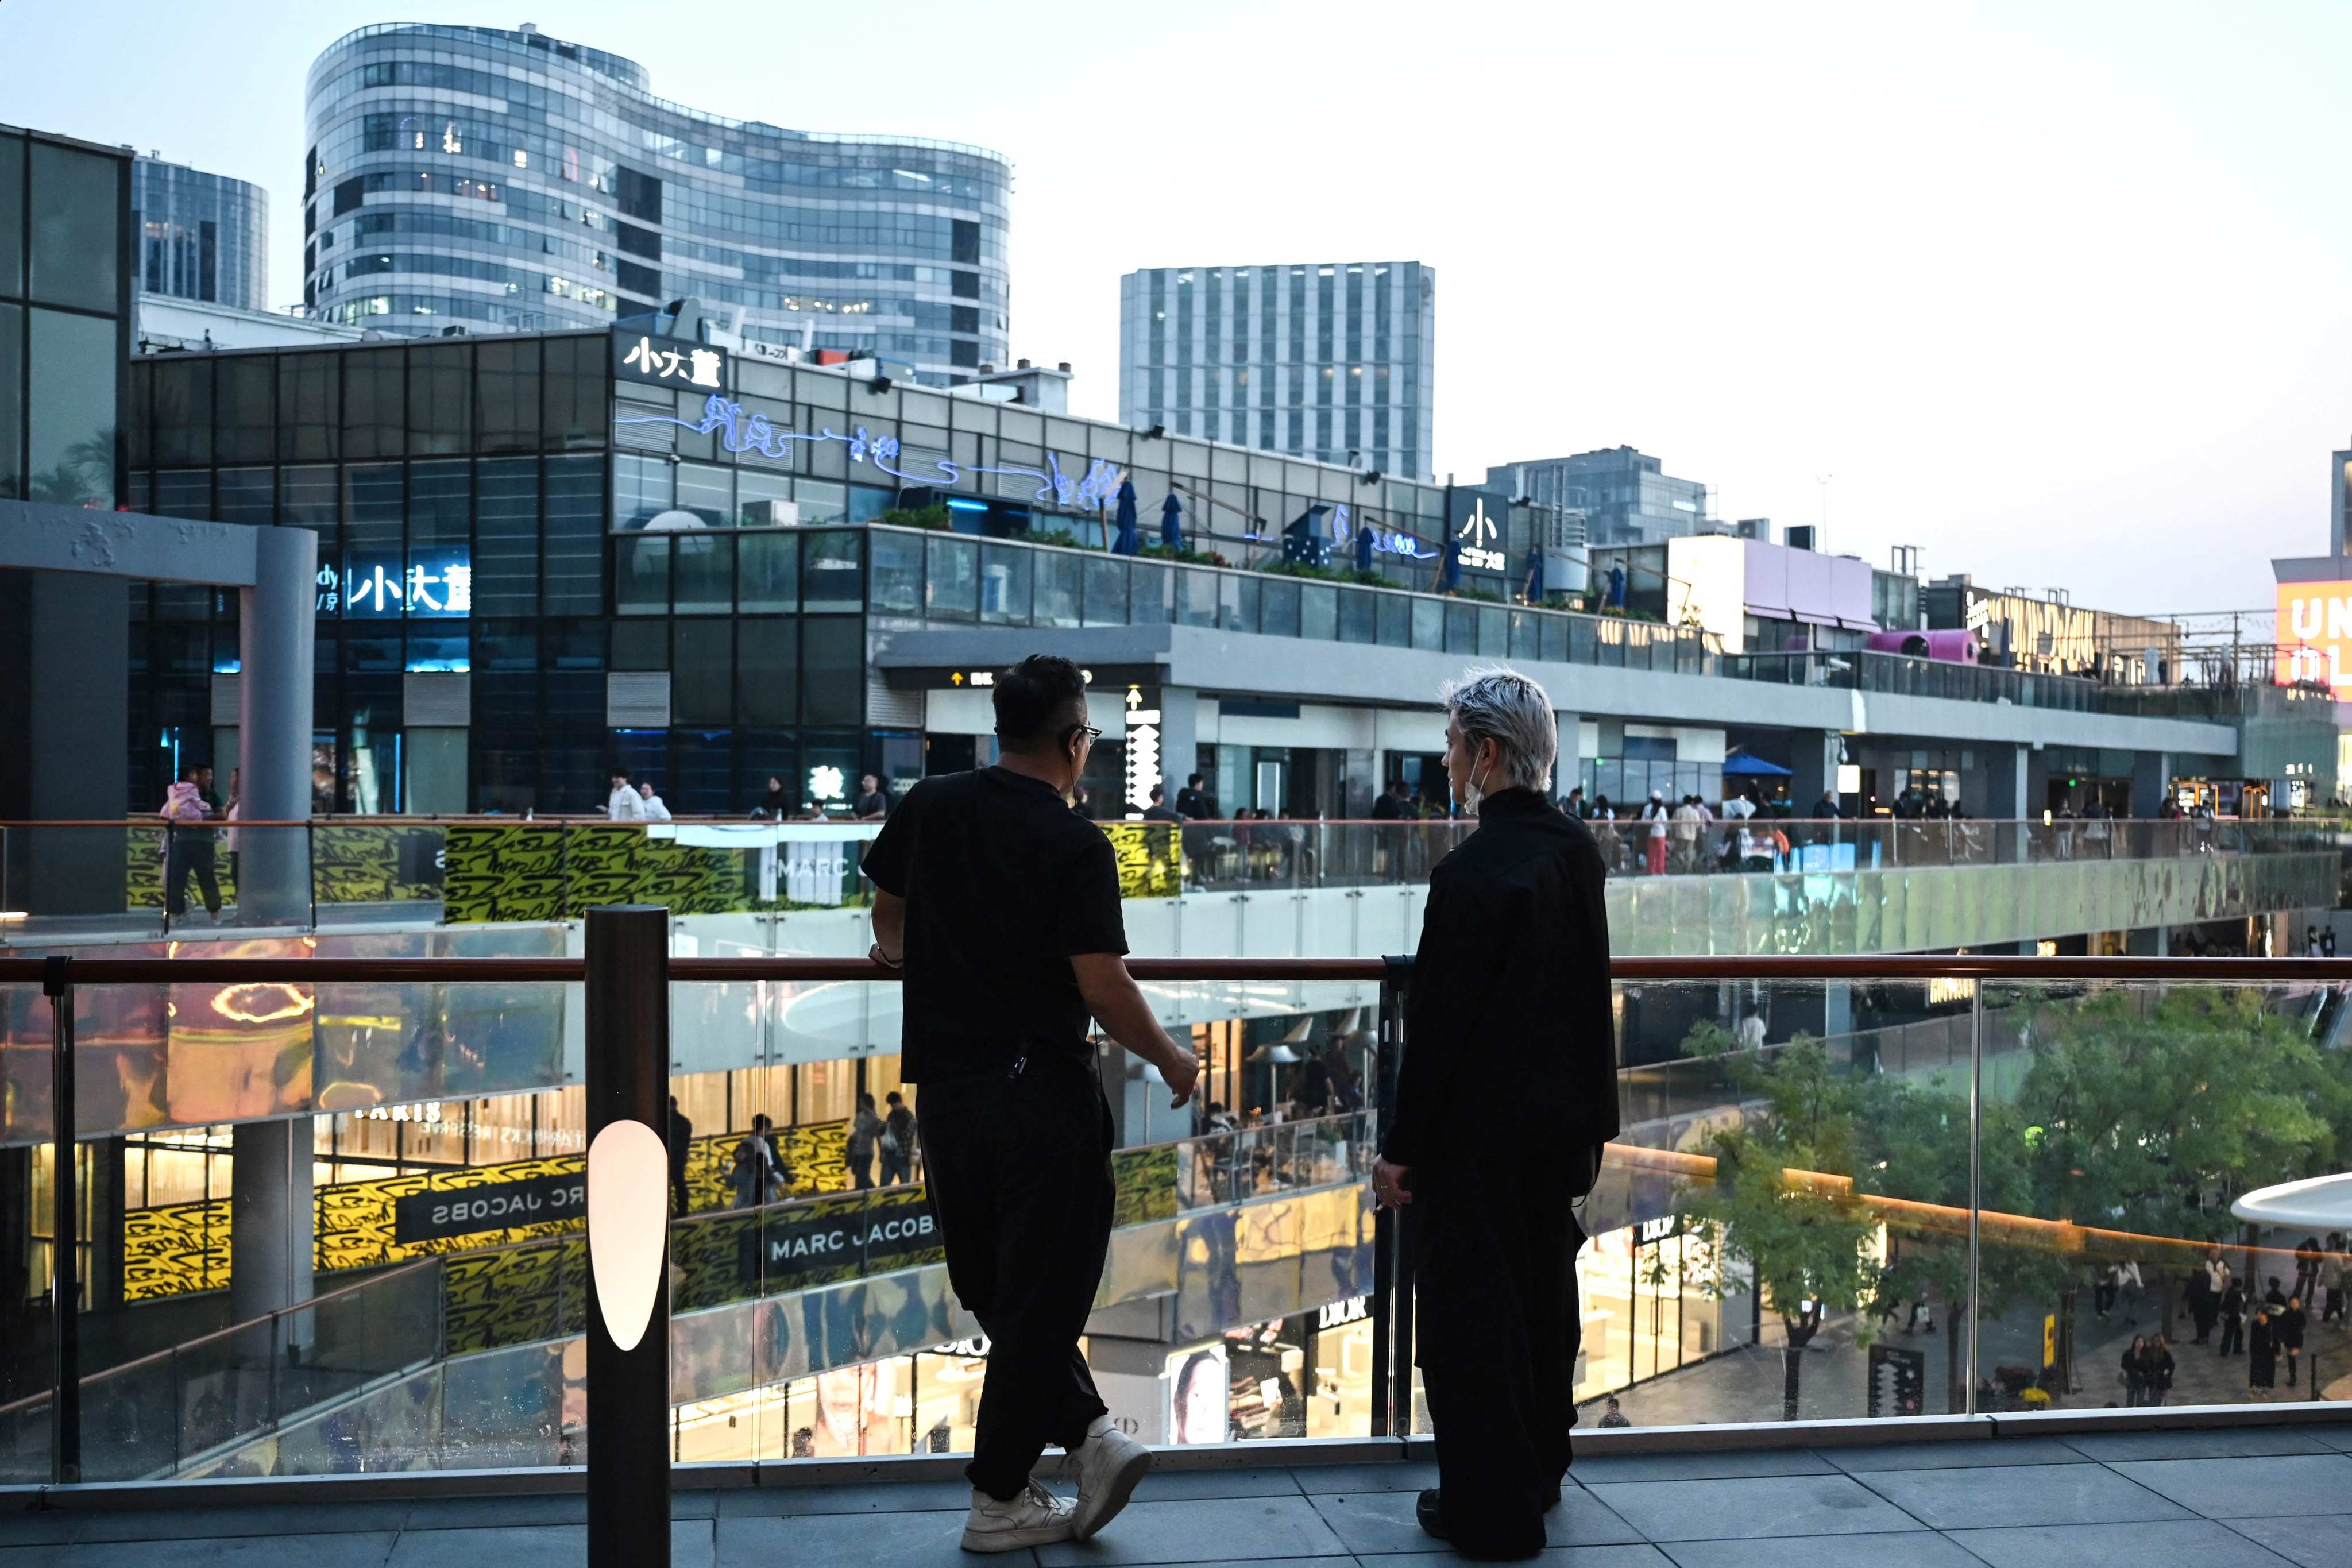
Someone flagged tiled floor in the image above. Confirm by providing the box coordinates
[9,1426,2352,1565]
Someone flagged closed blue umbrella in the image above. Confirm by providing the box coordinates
[1437,531,1462,594]
[1160,492,1185,552]
[1354,523,1374,575]
[1524,546,1545,603]
[1113,479,1140,556]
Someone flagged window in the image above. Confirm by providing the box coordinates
[673,534,735,614]
[541,454,603,613]
[542,333,605,451]
[216,356,275,464]
[737,619,798,726]
[801,530,862,612]
[476,338,539,453]
[408,343,470,455]
[737,532,798,613]
[150,356,213,468]
[926,535,978,621]
[279,352,339,461]
[474,456,538,617]
[671,620,732,723]
[340,346,404,459]
[28,142,118,313]
[612,453,671,530]
[867,529,922,615]
[216,467,272,527]
[0,134,22,299]
[801,616,863,725]
[1036,550,1080,628]
[408,458,469,547]
[27,310,114,507]
[616,535,669,615]
[979,542,1031,624]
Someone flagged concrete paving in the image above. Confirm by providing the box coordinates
[10,1424,2352,1565]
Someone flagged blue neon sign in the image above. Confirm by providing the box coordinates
[616,394,1127,511]
[322,547,472,618]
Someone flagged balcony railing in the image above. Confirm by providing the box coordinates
[2,813,2330,940]
[8,949,2352,1486]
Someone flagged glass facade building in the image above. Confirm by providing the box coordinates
[1486,446,1711,548]
[132,156,269,314]
[0,125,129,508]
[1119,262,1435,481]
[303,24,1010,385]
[121,326,1570,817]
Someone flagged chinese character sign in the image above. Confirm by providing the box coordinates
[333,547,472,619]
[613,329,728,392]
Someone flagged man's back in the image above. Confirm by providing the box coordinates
[1391,793,1616,1177]
[862,767,1126,1084]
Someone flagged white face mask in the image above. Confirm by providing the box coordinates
[1457,750,1493,812]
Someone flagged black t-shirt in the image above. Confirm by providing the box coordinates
[853,790,890,818]
[861,767,1127,1083]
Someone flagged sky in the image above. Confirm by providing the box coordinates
[2,0,2342,615]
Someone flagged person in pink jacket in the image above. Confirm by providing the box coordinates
[160,764,223,920]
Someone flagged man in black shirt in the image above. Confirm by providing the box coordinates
[1176,773,1212,820]
[1374,666,1617,1559]
[864,654,1199,1554]
[1140,784,1182,822]
[852,773,890,820]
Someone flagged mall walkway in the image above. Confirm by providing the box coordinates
[7,1420,2352,1566]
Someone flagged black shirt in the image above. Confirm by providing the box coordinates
[853,790,890,819]
[862,767,1127,1083]
[1382,787,1617,1182]
[1141,804,1181,822]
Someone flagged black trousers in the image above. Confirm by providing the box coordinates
[2220,1315,2245,1355]
[919,1054,1114,1500]
[1406,1167,1584,1559]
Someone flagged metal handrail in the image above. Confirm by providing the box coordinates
[8,955,2352,985]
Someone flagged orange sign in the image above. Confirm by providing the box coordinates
[2275,578,2352,690]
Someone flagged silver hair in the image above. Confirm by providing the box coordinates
[1440,665,1558,793]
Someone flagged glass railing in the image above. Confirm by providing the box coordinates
[8,952,2352,1486]
[0,1256,442,1483]
[1720,647,2111,710]
[5,813,2328,944]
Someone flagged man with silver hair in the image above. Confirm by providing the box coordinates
[1373,665,1617,1559]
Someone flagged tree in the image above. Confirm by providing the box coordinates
[1677,1026,1884,1420]
[2014,985,2339,1382]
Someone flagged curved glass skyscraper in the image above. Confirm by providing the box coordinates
[304,23,1010,385]
[133,157,270,312]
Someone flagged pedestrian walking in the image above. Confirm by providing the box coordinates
[2219,1278,2247,1356]
[2297,1236,2324,1303]
[607,770,644,821]
[847,1091,882,1190]
[730,1114,781,1208]
[879,1091,917,1184]
[2121,1335,2149,1406]
[637,780,673,822]
[2250,1308,2278,1396]
[2145,1333,2175,1406]
[863,654,1199,1552]
[1373,666,1617,1559]
[160,763,223,921]
[2281,1295,2308,1388]
[2267,1275,2290,1312]
[2322,1235,2345,1323]
[667,1094,693,1216]
[2187,1259,2216,1342]
[1640,790,1671,876]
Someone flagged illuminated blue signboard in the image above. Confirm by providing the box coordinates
[320,548,472,618]
[616,393,1126,511]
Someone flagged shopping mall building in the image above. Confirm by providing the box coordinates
[6,129,2349,1482]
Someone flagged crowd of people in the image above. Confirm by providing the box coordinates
[2171,1240,2345,1398]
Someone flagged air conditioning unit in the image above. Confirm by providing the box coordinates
[742,498,802,528]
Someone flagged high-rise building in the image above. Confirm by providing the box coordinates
[303,22,1011,385]
[1485,446,1710,548]
[132,156,269,313]
[1118,262,1434,480]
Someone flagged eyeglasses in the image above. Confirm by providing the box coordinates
[1065,724,1103,750]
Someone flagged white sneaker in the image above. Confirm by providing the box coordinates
[1067,1415,1153,1540]
[961,1480,1076,1554]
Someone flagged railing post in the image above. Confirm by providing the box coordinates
[43,955,79,1484]
[585,905,671,1568]
[1369,954,1412,1439]
[1965,978,1984,1416]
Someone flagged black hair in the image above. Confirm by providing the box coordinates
[1188,773,1204,786]
[179,762,207,782]
[1150,783,1165,801]
[993,654,1090,748]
